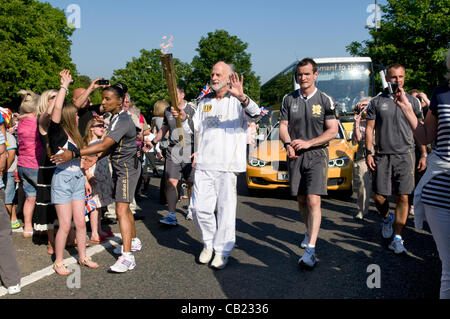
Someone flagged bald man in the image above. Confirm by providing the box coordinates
[73,79,108,136]
[173,62,261,269]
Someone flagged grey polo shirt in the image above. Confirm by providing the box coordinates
[279,88,338,147]
[107,110,137,166]
[366,92,422,154]
[162,102,196,148]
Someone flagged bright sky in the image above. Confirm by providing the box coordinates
[41,0,385,84]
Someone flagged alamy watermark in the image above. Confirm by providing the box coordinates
[66,264,81,289]
[366,264,381,289]
[366,3,381,29]
[66,4,81,29]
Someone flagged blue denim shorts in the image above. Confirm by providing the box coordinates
[3,172,16,204]
[18,166,38,197]
[51,169,85,205]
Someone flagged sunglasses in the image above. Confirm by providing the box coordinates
[92,124,106,128]
[48,95,57,100]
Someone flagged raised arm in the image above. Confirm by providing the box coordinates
[73,78,107,109]
[395,88,438,145]
[52,70,72,124]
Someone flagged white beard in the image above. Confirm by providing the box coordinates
[210,80,228,92]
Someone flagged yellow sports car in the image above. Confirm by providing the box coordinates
[247,121,354,197]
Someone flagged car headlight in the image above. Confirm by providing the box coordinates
[249,157,270,167]
[328,156,350,167]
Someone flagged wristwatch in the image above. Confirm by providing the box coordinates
[365,149,373,157]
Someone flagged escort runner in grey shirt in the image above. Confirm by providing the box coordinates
[107,109,141,203]
[107,110,138,167]
[366,93,422,154]
[162,103,196,157]
[279,57,339,270]
[280,88,337,149]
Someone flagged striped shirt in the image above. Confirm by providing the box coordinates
[421,84,450,211]
[429,84,450,161]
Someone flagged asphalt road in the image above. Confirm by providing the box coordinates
[1,174,442,303]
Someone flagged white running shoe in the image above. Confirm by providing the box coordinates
[199,247,214,264]
[382,214,394,239]
[300,233,309,249]
[389,238,408,254]
[210,254,229,270]
[109,255,136,273]
[186,207,193,220]
[7,284,21,295]
[298,248,316,268]
[113,238,142,255]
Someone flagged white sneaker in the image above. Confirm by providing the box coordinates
[300,233,309,249]
[109,255,136,273]
[210,254,229,270]
[199,247,214,264]
[389,238,408,254]
[298,248,316,268]
[186,207,193,220]
[382,214,394,239]
[7,284,21,295]
[113,238,142,255]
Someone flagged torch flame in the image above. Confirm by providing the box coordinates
[160,35,174,54]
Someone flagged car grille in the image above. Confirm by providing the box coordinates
[327,178,344,186]
[272,161,288,171]
[251,177,289,185]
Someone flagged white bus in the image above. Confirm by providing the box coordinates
[260,57,375,117]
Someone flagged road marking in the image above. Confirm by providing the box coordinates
[0,234,122,297]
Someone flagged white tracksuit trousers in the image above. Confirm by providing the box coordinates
[191,169,237,257]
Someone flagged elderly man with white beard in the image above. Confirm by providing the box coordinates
[172,61,260,269]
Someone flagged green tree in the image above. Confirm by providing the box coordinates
[346,0,450,94]
[111,48,191,120]
[187,30,261,103]
[0,0,77,110]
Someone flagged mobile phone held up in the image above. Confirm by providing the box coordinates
[387,82,399,94]
[97,79,110,86]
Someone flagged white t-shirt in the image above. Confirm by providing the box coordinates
[193,93,260,172]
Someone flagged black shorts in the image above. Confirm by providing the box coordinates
[288,148,329,196]
[165,155,194,183]
[112,159,142,203]
[372,152,415,196]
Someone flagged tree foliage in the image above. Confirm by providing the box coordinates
[187,30,261,103]
[111,48,191,120]
[346,0,450,94]
[0,0,77,110]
